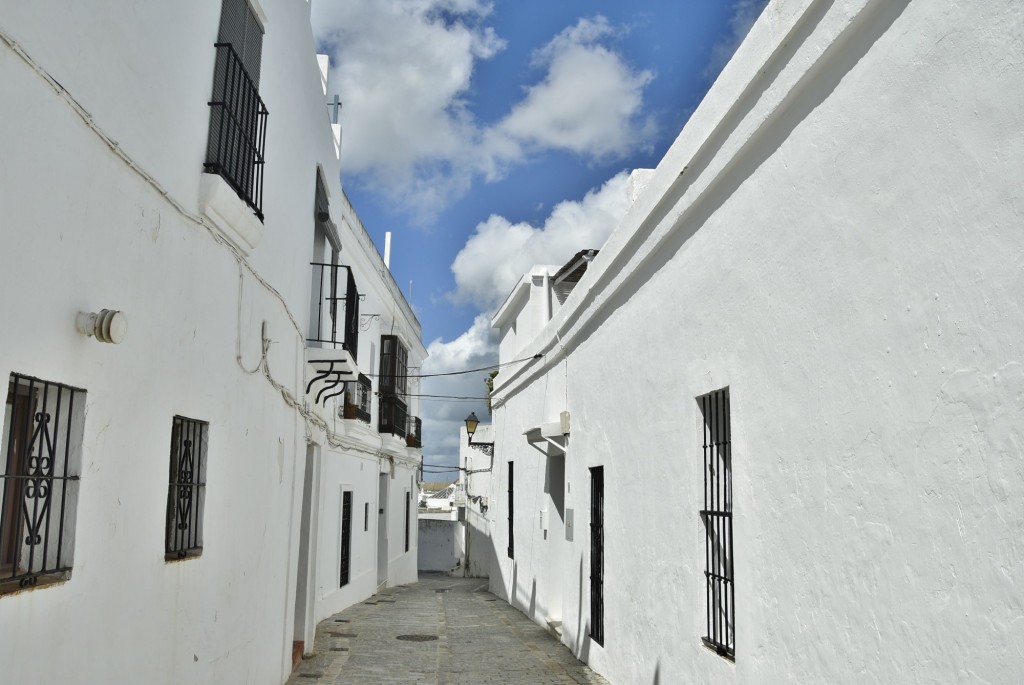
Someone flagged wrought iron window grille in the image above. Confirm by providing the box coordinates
[165,417,208,561]
[1,374,85,592]
[589,465,605,646]
[699,388,734,660]
[204,42,268,220]
[507,461,514,559]
[339,491,352,587]
[404,491,411,552]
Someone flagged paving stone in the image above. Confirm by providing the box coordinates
[284,574,609,685]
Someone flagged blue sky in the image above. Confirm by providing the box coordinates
[311,0,767,472]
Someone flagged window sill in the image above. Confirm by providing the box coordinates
[165,548,203,563]
[199,172,264,256]
[0,570,70,598]
[701,637,735,662]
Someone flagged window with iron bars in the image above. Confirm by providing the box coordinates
[165,417,208,560]
[1,374,85,593]
[204,0,268,219]
[699,388,734,659]
[507,461,514,559]
[404,490,411,552]
[589,465,605,646]
[339,491,352,587]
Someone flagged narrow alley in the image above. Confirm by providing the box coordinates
[286,575,609,685]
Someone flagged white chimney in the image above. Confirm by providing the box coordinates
[384,231,392,269]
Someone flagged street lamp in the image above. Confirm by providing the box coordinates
[464,412,494,455]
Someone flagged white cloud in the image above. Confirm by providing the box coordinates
[312,0,501,178]
[450,171,631,310]
[418,314,498,468]
[311,6,654,218]
[704,0,769,80]
[492,18,655,161]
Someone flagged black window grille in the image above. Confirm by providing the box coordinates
[700,388,734,659]
[507,461,514,559]
[165,417,208,560]
[589,465,605,645]
[404,491,411,552]
[204,0,268,219]
[339,491,352,587]
[309,262,360,360]
[1,374,85,591]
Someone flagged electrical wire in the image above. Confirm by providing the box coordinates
[361,354,540,380]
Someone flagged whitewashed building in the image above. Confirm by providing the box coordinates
[0,1,424,684]
[486,1,1024,684]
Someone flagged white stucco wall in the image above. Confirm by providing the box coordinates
[459,427,496,579]
[488,1,1024,683]
[0,1,424,683]
[417,517,465,573]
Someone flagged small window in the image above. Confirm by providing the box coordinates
[339,491,352,587]
[364,502,369,532]
[507,461,514,559]
[165,417,209,560]
[699,388,734,659]
[404,490,411,552]
[589,466,604,646]
[1,374,85,592]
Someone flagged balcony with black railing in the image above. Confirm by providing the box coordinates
[406,415,422,448]
[204,42,269,220]
[379,395,407,439]
[308,262,359,356]
[342,374,372,424]
[305,263,360,406]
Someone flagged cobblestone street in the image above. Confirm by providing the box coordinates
[286,574,609,685]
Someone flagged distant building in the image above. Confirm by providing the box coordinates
[484,2,1024,684]
[0,1,424,683]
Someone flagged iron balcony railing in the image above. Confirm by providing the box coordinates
[378,395,407,438]
[406,415,422,448]
[204,42,269,220]
[343,374,372,424]
[308,262,359,361]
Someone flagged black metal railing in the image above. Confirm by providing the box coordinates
[308,262,359,360]
[378,395,407,438]
[343,374,372,423]
[405,416,422,447]
[204,42,269,220]
[1,374,84,591]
